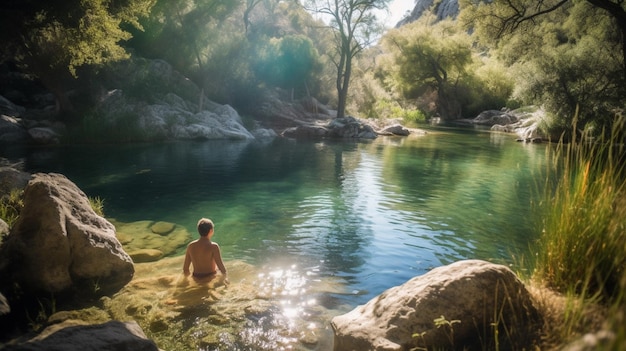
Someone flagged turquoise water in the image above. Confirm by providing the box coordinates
[11,127,547,307]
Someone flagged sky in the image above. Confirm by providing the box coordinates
[381,0,415,28]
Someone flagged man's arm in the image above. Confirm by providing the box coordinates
[183,247,191,275]
[213,244,227,275]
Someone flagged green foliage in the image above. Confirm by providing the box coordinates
[1,0,155,116]
[0,189,23,241]
[379,16,512,119]
[73,110,148,143]
[305,0,390,118]
[382,18,472,99]
[130,0,239,73]
[89,197,105,217]
[253,34,321,98]
[460,0,625,134]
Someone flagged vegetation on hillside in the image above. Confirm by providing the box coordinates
[1,0,623,136]
[1,0,626,348]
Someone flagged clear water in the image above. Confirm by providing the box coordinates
[8,127,547,307]
[5,127,550,349]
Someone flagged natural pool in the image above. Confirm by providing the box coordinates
[6,126,549,350]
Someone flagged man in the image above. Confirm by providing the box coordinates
[183,218,227,282]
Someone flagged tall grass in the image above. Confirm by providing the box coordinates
[532,110,626,346]
[0,189,23,230]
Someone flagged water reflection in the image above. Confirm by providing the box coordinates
[12,129,549,320]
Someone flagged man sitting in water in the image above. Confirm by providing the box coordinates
[183,218,228,283]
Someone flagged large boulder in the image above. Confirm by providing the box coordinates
[281,116,378,140]
[1,320,159,351]
[97,89,255,141]
[94,58,262,141]
[328,117,378,139]
[0,173,134,296]
[332,260,540,351]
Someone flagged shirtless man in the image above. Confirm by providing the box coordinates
[183,218,227,282]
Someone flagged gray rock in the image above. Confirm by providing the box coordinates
[379,124,410,136]
[0,95,25,117]
[28,127,60,144]
[397,0,459,27]
[473,110,519,126]
[0,173,134,295]
[1,320,159,351]
[281,125,328,139]
[0,219,9,237]
[97,88,254,141]
[0,115,30,144]
[252,127,278,139]
[332,260,540,351]
[327,116,378,139]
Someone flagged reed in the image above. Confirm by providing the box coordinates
[532,110,626,347]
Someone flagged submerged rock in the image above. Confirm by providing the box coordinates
[332,260,541,351]
[112,219,191,259]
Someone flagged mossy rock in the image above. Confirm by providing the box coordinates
[129,249,164,263]
[151,221,176,235]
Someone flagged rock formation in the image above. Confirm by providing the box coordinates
[0,320,159,351]
[332,260,541,351]
[396,0,459,27]
[281,116,378,139]
[0,173,134,296]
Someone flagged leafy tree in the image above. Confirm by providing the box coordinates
[253,35,321,99]
[0,0,155,120]
[128,0,239,107]
[461,0,625,131]
[380,18,475,119]
[305,0,390,119]
[460,0,626,75]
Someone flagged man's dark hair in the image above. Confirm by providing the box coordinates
[197,218,214,237]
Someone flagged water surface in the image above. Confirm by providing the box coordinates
[5,127,548,349]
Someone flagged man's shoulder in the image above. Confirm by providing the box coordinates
[187,239,200,246]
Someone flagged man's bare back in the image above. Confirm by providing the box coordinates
[183,218,227,280]
[183,238,226,277]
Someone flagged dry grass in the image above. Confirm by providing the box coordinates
[527,281,609,349]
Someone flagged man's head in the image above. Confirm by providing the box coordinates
[197,218,214,237]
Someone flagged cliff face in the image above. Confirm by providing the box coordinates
[396,0,459,27]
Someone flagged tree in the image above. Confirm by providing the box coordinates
[0,0,155,120]
[380,18,476,119]
[253,35,321,99]
[460,0,626,76]
[461,0,625,131]
[129,0,239,108]
[305,0,390,119]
